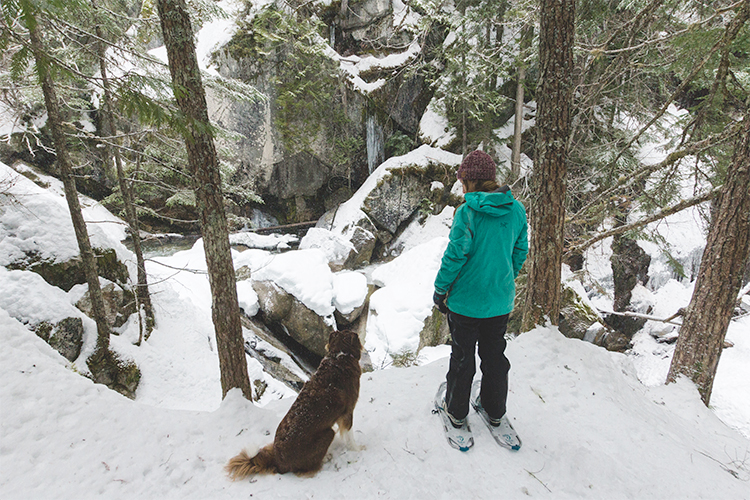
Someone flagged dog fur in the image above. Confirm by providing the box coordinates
[226,329,362,479]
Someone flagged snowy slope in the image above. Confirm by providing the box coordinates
[2,308,748,500]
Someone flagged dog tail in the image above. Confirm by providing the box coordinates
[225,445,279,480]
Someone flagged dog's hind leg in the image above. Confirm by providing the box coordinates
[337,412,363,451]
[290,427,335,475]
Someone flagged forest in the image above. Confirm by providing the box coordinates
[0,0,749,496]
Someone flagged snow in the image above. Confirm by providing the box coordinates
[1,162,749,498]
[229,231,298,250]
[332,271,368,315]
[419,98,456,148]
[194,1,242,75]
[2,309,749,498]
[367,237,449,368]
[299,227,354,265]
[327,39,423,95]
[251,248,335,319]
[0,163,128,268]
[0,102,26,137]
[146,0,242,75]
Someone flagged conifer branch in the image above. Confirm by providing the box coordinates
[569,120,743,223]
[565,186,721,257]
[603,1,749,174]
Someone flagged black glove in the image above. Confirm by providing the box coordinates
[433,291,448,314]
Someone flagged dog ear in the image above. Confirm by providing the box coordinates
[325,330,342,353]
[326,330,361,355]
[341,330,362,357]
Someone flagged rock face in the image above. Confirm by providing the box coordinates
[210,8,369,226]
[205,1,448,227]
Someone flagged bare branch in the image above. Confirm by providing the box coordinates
[596,308,684,326]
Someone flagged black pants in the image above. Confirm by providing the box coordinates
[445,312,510,420]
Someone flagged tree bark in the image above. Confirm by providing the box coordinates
[27,13,111,351]
[521,0,575,331]
[511,25,532,182]
[666,113,750,405]
[155,0,252,400]
[92,0,154,339]
[511,65,525,181]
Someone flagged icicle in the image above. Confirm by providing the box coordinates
[366,113,384,174]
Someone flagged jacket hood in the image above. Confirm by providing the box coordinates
[464,188,515,216]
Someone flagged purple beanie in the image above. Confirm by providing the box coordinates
[456,150,496,181]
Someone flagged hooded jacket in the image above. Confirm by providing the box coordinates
[434,187,528,318]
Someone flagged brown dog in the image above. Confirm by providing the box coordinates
[226,329,362,479]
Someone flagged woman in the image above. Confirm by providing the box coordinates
[433,149,528,447]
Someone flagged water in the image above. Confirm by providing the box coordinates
[128,234,201,259]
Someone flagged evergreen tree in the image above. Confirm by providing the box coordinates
[667,109,750,405]
[5,0,141,395]
[521,0,575,331]
[91,0,154,340]
[155,0,252,400]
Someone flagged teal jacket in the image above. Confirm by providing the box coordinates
[434,188,528,318]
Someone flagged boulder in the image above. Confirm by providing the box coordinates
[607,235,651,337]
[361,168,431,234]
[558,281,628,352]
[241,316,308,392]
[86,348,141,399]
[10,247,128,293]
[33,317,84,362]
[324,146,462,265]
[252,280,334,358]
[299,227,356,272]
[75,282,136,330]
[318,210,378,269]
[558,283,602,341]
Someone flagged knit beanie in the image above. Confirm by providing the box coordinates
[456,150,496,181]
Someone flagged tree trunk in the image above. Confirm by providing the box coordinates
[511,25,532,182]
[155,0,252,400]
[92,0,154,340]
[666,112,750,405]
[511,64,525,181]
[521,0,575,331]
[27,14,111,351]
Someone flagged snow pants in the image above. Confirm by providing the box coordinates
[445,312,511,421]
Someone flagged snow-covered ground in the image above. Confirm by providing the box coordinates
[2,3,749,495]
[1,154,749,499]
[2,308,748,499]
